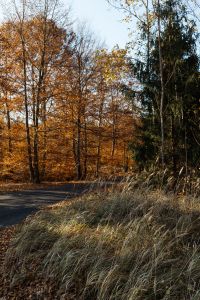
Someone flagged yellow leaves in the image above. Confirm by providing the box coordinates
[95,48,129,83]
[0,12,136,181]
[148,12,156,26]
[122,15,132,23]
[125,0,135,6]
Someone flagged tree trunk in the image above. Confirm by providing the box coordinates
[22,40,34,182]
[41,100,47,179]
[171,114,177,176]
[5,99,12,153]
[146,0,150,78]
[83,121,87,178]
[32,39,46,184]
[96,93,104,177]
[111,99,117,162]
[157,0,165,168]
[76,113,82,179]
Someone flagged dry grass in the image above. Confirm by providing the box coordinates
[3,183,200,299]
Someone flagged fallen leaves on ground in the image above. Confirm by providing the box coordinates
[0,182,69,193]
[0,226,72,299]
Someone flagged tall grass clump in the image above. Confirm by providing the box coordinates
[4,184,200,299]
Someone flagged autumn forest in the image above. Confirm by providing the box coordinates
[1,0,200,299]
[0,0,200,185]
[0,2,137,183]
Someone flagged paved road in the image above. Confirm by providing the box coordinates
[0,183,98,227]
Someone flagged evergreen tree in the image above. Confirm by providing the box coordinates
[132,0,200,176]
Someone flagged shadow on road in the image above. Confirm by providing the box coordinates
[0,182,101,227]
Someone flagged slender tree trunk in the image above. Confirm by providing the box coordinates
[83,120,87,178]
[146,0,155,125]
[0,122,3,163]
[33,83,42,184]
[76,58,83,180]
[96,93,104,177]
[76,112,82,179]
[157,0,165,168]
[71,105,77,178]
[17,2,35,182]
[111,117,116,159]
[96,138,101,177]
[76,88,82,180]
[146,0,150,78]
[5,99,12,153]
[184,124,188,193]
[33,116,40,183]
[22,39,34,182]
[31,65,40,183]
[111,123,116,159]
[111,96,117,162]
[32,39,46,184]
[41,100,47,179]
[123,142,128,172]
[171,114,177,177]
[4,57,12,154]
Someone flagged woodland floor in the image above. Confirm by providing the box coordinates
[0,182,70,193]
[0,226,51,300]
[0,226,61,299]
[0,176,124,193]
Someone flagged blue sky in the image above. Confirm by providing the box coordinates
[0,0,129,49]
[68,0,129,49]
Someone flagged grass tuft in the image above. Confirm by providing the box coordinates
[4,185,200,299]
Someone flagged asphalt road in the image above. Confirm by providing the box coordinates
[0,182,97,227]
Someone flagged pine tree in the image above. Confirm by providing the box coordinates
[132,0,200,176]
